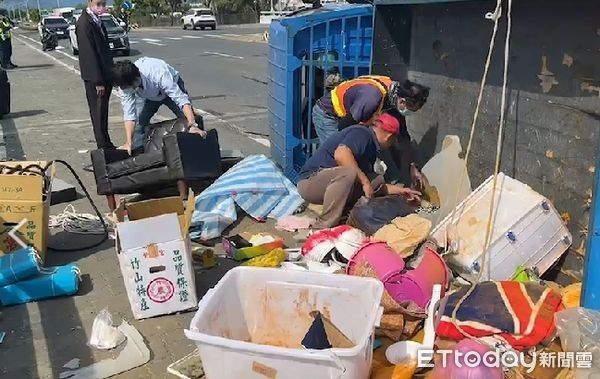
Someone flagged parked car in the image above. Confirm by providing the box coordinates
[68,14,130,56]
[38,17,70,39]
[181,8,217,30]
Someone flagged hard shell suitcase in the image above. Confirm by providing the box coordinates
[431,173,572,282]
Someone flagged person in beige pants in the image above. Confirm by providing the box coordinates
[297,113,421,229]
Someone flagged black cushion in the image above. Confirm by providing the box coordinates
[106,150,165,179]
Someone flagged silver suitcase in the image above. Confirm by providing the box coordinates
[431,173,572,282]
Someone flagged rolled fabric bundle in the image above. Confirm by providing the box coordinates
[0,264,80,305]
[0,246,41,287]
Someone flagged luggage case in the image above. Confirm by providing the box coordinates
[430,172,572,282]
[0,68,10,117]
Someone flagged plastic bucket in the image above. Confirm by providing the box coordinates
[397,246,448,308]
[348,242,447,309]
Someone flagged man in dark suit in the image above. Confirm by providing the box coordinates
[76,0,115,149]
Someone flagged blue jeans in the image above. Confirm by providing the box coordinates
[133,77,188,150]
[312,103,339,144]
[379,148,402,184]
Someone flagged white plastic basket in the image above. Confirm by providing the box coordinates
[184,267,384,379]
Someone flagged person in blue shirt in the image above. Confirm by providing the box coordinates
[298,112,422,229]
[112,57,206,154]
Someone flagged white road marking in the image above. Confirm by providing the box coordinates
[15,33,268,148]
[204,34,226,39]
[19,34,79,62]
[146,41,166,46]
[16,34,122,99]
[16,35,80,75]
[182,35,204,39]
[141,38,161,42]
[203,51,244,60]
[221,33,241,37]
[129,39,139,44]
[194,108,270,148]
[166,37,182,40]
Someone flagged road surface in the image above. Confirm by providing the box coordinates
[17,24,271,147]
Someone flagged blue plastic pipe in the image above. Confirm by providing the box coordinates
[582,151,600,310]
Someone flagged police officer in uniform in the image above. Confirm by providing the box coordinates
[0,15,17,69]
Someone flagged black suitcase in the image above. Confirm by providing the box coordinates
[0,68,10,117]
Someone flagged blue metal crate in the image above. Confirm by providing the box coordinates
[267,4,374,182]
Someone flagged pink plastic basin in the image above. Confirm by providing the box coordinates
[348,242,448,309]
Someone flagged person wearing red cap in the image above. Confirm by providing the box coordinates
[297,112,422,229]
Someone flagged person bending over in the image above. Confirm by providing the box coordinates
[297,112,422,229]
[112,57,205,154]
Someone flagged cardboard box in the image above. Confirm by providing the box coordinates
[115,193,198,319]
[0,161,53,260]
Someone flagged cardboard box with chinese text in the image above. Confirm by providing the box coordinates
[0,161,53,261]
[115,193,198,319]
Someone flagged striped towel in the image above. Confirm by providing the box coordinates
[189,155,304,240]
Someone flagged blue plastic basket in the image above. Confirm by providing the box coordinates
[267,4,374,183]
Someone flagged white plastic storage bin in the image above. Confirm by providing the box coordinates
[431,173,572,282]
[184,267,384,379]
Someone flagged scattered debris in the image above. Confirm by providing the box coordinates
[538,56,559,93]
[167,350,204,379]
[89,308,126,350]
[561,212,571,225]
[59,321,150,379]
[562,53,574,67]
[63,359,81,370]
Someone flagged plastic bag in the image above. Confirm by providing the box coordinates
[89,308,126,350]
[347,195,417,235]
[555,307,600,378]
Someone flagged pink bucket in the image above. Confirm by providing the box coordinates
[398,246,448,309]
[348,242,448,309]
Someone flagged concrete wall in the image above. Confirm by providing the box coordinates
[372,0,600,284]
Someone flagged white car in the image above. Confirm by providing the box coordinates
[181,8,217,30]
[68,14,130,56]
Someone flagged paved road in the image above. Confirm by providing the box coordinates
[17,24,271,147]
[0,26,304,379]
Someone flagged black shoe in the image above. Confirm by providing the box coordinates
[9,63,18,68]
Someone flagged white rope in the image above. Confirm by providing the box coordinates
[447,1,502,231]
[450,0,514,340]
[49,204,113,235]
[482,0,513,279]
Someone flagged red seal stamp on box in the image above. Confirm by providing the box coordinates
[147,277,175,303]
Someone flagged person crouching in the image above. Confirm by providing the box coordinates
[297,112,422,229]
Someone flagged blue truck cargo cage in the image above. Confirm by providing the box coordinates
[267,4,374,182]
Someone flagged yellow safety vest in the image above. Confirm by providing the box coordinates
[330,75,394,118]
